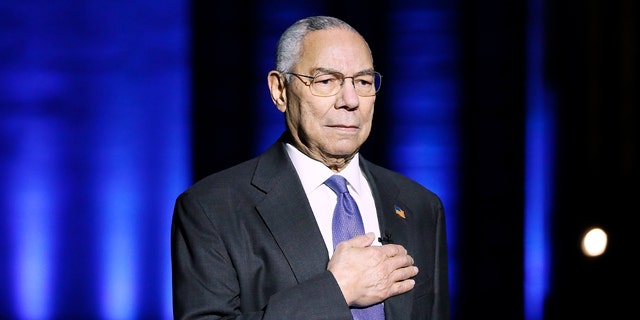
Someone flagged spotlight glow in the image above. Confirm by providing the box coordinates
[581,227,608,257]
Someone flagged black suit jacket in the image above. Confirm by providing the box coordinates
[171,140,449,320]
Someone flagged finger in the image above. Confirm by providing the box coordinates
[388,264,419,282]
[339,232,376,249]
[385,253,416,271]
[378,244,408,258]
[389,278,416,296]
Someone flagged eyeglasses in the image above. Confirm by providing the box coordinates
[286,71,382,97]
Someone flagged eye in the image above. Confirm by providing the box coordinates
[354,75,374,87]
[313,74,340,86]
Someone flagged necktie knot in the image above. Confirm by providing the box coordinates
[325,175,349,195]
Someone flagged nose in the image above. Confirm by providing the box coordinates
[337,77,360,109]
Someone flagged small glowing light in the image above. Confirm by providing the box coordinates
[581,227,608,257]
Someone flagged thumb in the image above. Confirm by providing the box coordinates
[346,232,377,247]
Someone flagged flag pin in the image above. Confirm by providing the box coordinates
[394,205,406,219]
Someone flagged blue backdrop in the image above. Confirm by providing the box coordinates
[1,1,189,319]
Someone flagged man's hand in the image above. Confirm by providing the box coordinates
[327,232,419,307]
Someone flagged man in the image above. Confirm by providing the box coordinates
[171,15,449,319]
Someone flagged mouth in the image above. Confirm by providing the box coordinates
[327,124,359,131]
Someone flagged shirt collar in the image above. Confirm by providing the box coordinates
[284,143,362,195]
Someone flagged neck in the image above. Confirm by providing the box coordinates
[280,131,357,172]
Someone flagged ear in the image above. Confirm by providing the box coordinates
[267,71,287,112]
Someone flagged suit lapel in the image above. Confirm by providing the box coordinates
[252,142,330,283]
[361,159,414,320]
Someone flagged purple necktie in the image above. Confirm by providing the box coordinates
[325,175,385,320]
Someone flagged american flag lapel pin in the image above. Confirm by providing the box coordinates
[394,205,406,219]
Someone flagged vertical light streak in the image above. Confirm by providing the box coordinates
[11,123,58,319]
[524,0,554,318]
[387,7,460,315]
[97,155,138,319]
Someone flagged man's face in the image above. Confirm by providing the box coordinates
[284,28,376,168]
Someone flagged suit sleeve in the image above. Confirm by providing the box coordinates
[171,191,353,320]
[432,200,450,319]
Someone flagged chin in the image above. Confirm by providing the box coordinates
[328,146,359,158]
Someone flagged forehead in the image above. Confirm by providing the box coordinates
[297,28,373,73]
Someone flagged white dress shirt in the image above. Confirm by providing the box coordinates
[285,143,381,257]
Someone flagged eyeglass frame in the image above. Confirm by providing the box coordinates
[284,70,383,97]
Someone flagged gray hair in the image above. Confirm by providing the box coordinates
[275,16,363,80]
